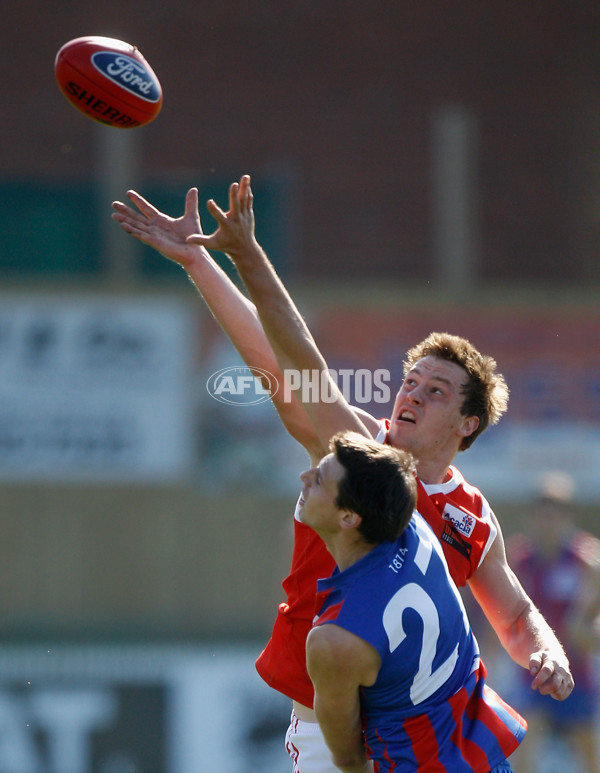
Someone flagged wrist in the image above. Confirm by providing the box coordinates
[226,236,264,265]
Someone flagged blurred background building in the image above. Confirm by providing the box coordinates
[0,2,599,771]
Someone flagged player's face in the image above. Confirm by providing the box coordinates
[298,453,345,535]
[388,356,478,469]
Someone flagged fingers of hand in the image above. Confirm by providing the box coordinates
[111,201,134,217]
[529,650,556,691]
[185,188,199,216]
[206,199,227,224]
[239,175,252,206]
[112,196,156,234]
[127,190,158,218]
[549,670,574,701]
[528,652,542,676]
[186,233,210,245]
[530,654,574,700]
[531,663,554,690]
[229,182,240,214]
[111,206,148,232]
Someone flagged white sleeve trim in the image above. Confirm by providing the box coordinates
[375,420,388,444]
[478,497,497,568]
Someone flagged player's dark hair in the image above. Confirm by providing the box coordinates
[330,431,417,545]
[404,331,509,450]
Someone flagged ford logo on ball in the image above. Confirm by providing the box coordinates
[92,52,162,102]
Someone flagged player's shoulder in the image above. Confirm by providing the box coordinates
[307,623,369,671]
[435,465,492,518]
[448,465,486,500]
[307,621,381,692]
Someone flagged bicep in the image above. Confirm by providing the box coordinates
[270,386,326,455]
[200,281,322,452]
[306,625,380,721]
[468,518,532,641]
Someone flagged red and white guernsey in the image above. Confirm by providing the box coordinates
[255,419,497,706]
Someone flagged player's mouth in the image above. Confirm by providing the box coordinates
[397,409,417,424]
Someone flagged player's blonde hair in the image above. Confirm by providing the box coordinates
[404,332,509,451]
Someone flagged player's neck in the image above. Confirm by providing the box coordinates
[415,456,454,485]
[324,534,375,573]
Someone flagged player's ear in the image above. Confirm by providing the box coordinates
[458,415,479,439]
[340,511,362,530]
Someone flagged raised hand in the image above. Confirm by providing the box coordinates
[112,187,205,270]
[186,175,257,260]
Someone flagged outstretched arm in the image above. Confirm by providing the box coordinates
[468,515,574,701]
[187,175,378,454]
[111,187,321,455]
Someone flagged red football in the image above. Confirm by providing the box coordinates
[55,36,163,128]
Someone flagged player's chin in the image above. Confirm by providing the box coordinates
[388,422,417,450]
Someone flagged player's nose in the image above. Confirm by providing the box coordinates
[407,384,424,404]
[300,468,314,485]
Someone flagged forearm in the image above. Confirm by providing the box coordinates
[314,701,371,773]
[184,177,321,378]
[186,249,276,371]
[473,569,569,671]
[228,238,328,377]
[186,175,368,447]
[468,534,573,698]
[501,601,569,670]
[227,237,371,447]
[112,182,318,444]
[186,249,320,450]
[325,736,370,773]
[112,187,288,399]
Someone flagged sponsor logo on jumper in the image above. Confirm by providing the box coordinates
[91,52,161,102]
[441,523,472,560]
[443,504,476,537]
